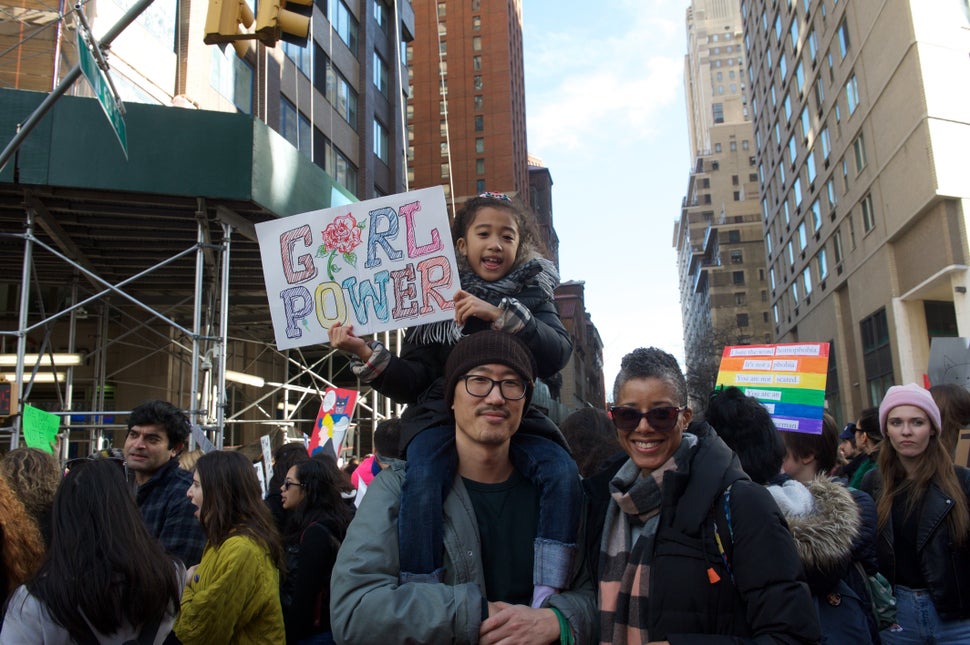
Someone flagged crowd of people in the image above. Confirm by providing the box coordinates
[0,192,969,643]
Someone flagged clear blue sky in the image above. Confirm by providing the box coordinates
[522,0,692,398]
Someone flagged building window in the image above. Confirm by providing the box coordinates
[440,142,448,157]
[210,47,253,114]
[794,61,805,94]
[797,222,807,250]
[436,1,445,17]
[861,193,876,232]
[325,63,358,128]
[860,308,894,404]
[713,102,724,124]
[853,134,868,173]
[439,120,447,137]
[802,267,813,296]
[728,229,741,243]
[476,179,486,193]
[820,127,831,160]
[373,52,389,97]
[283,41,311,76]
[837,19,851,59]
[811,199,822,231]
[474,75,483,90]
[733,271,745,285]
[374,0,389,35]
[475,138,484,153]
[737,313,750,327]
[846,74,859,114]
[817,247,828,279]
[472,36,482,51]
[735,292,746,305]
[330,0,359,54]
[373,118,389,164]
[473,55,482,71]
[806,151,817,184]
[730,249,744,263]
[474,115,484,131]
[827,179,838,210]
[474,95,484,110]
[476,158,485,174]
[441,163,450,178]
[472,15,480,30]
[715,142,722,153]
[280,96,313,157]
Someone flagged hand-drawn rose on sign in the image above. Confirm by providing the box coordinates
[317,214,365,280]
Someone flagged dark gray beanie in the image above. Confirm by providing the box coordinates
[444,331,536,407]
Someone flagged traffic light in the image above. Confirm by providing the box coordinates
[254,0,312,48]
[204,0,256,51]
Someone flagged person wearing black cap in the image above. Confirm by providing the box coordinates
[330,331,594,645]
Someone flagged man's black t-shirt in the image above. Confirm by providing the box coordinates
[463,469,539,605]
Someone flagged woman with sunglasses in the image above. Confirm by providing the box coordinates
[175,450,285,645]
[278,458,352,645]
[583,347,819,644]
[1,458,181,643]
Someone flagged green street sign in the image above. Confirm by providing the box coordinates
[76,29,128,158]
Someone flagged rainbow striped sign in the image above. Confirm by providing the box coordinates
[715,342,830,434]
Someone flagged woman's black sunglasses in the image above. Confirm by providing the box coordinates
[609,406,686,432]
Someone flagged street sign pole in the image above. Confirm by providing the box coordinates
[0,0,155,172]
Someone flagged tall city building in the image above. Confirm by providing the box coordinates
[0,1,415,452]
[675,0,773,406]
[741,1,970,422]
[405,0,530,204]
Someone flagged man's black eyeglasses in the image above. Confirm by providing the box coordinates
[282,479,304,490]
[459,375,528,400]
[609,406,687,432]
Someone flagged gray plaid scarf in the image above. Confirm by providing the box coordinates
[406,257,559,346]
[598,433,697,644]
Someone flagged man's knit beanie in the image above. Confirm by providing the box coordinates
[879,383,942,434]
[444,331,536,407]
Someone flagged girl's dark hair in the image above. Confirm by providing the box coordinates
[705,386,785,484]
[856,406,881,442]
[612,347,687,406]
[268,442,310,495]
[451,194,545,270]
[783,411,839,475]
[26,459,180,639]
[196,450,285,569]
[284,459,353,544]
[559,407,622,478]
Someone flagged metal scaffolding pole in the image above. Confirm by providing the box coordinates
[10,210,34,448]
[215,222,232,449]
[190,204,206,440]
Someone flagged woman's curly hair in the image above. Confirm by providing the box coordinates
[1,473,45,606]
[0,448,60,526]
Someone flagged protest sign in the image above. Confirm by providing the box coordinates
[715,342,829,434]
[309,387,358,457]
[22,404,60,453]
[256,186,459,350]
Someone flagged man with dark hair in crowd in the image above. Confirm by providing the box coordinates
[123,399,206,567]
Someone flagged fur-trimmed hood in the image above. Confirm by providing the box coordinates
[783,476,861,594]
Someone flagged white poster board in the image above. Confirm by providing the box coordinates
[256,186,459,350]
[260,434,274,482]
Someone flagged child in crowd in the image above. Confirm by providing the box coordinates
[329,192,579,607]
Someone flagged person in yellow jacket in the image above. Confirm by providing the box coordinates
[176,450,285,644]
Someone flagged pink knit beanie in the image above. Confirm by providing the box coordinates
[878,383,942,433]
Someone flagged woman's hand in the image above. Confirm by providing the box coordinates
[479,602,560,645]
[328,322,372,361]
[453,290,502,327]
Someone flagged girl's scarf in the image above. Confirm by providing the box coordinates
[406,257,559,346]
[597,434,697,645]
